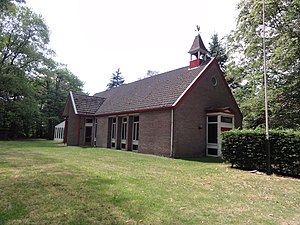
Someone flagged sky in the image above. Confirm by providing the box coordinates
[25,0,240,95]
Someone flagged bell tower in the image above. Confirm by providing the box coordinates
[188,26,209,69]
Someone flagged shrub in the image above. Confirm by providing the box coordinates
[222,129,300,177]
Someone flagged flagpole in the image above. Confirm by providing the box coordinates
[263,0,271,175]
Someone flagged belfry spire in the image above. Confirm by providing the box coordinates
[188,25,209,69]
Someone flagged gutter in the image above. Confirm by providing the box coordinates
[170,108,174,157]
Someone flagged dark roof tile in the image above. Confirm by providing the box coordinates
[72,93,105,115]
[94,59,211,115]
[188,34,209,54]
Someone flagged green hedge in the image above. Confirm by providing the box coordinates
[221,129,300,177]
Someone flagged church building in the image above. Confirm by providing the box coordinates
[62,33,242,157]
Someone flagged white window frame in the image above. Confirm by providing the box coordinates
[111,117,117,148]
[85,118,93,127]
[132,116,139,151]
[121,117,127,149]
[206,113,234,157]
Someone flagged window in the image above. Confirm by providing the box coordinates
[207,114,235,157]
[133,116,139,141]
[85,127,92,144]
[208,116,217,122]
[221,116,233,124]
[85,118,93,127]
[86,118,93,123]
[208,124,217,143]
[211,77,217,86]
[111,117,116,148]
[111,118,116,139]
[132,116,139,150]
[121,117,127,149]
[121,117,127,140]
[208,148,218,155]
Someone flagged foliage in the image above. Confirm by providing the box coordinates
[222,129,300,177]
[144,70,159,78]
[0,5,51,138]
[227,0,300,129]
[209,33,227,73]
[0,0,25,12]
[106,68,125,90]
[0,3,84,139]
[0,140,299,224]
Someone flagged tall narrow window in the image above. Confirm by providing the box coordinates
[121,117,127,149]
[132,116,139,151]
[111,117,116,148]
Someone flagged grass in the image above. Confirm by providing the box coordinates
[0,140,299,225]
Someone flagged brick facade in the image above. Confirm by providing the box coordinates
[63,58,242,158]
[139,110,171,156]
[173,63,242,157]
[65,101,79,146]
[96,117,109,148]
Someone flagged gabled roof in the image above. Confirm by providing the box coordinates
[188,34,209,54]
[72,93,106,115]
[93,59,213,115]
[63,92,106,116]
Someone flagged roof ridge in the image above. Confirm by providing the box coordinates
[94,65,189,96]
[73,92,106,99]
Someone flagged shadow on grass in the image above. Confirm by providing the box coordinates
[0,144,129,225]
[180,157,224,164]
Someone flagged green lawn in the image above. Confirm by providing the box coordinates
[0,140,299,225]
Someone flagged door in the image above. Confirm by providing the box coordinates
[206,114,234,156]
[85,126,92,145]
[207,116,218,156]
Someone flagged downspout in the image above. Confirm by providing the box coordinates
[63,117,68,144]
[170,108,174,157]
[93,118,97,147]
[77,116,81,146]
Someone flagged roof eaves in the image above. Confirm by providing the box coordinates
[172,58,214,107]
[95,106,173,117]
[70,91,78,114]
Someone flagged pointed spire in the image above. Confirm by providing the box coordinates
[188,33,208,55]
[188,26,209,69]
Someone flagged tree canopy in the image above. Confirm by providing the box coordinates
[209,33,227,73]
[0,2,84,139]
[227,0,300,129]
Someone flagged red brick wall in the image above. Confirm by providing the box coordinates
[173,63,242,157]
[96,116,109,148]
[139,110,171,156]
[66,101,80,146]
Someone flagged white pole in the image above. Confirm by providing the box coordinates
[263,0,271,175]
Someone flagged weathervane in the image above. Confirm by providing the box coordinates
[195,25,201,34]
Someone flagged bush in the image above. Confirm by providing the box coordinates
[222,129,300,177]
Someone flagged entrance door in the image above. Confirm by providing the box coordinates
[207,116,218,156]
[206,114,234,156]
[85,126,92,145]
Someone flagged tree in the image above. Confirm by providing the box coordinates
[227,0,300,129]
[0,0,25,12]
[38,65,84,139]
[0,5,52,137]
[144,70,159,78]
[0,5,85,139]
[106,68,125,90]
[209,33,227,73]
